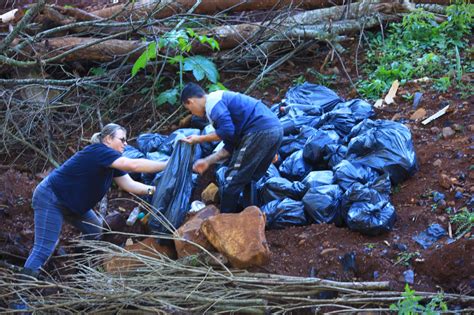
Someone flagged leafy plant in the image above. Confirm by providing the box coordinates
[306,68,336,87]
[395,251,420,266]
[357,1,473,99]
[292,75,306,85]
[450,207,474,238]
[390,285,448,314]
[131,28,222,106]
[433,77,451,92]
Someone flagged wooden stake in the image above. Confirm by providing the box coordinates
[421,105,450,125]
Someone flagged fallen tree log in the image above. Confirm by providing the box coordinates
[92,0,347,21]
[2,0,414,67]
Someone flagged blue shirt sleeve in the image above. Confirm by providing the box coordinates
[210,102,236,153]
[97,144,127,177]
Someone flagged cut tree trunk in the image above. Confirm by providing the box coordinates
[0,1,417,66]
[92,0,347,20]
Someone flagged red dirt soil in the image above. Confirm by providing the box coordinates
[0,14,472,298]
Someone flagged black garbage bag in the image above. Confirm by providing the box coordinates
[200,124,220,158]
[279,107,320,135]
[123,145,145,159]
[279,150,313,181]
[283,82,343,113]
[339,175,391,220]
[161,128,201,156]
[345,119,418,184]
[256,163,281,191]
[412,224,447,249]
[260,177,307,204]
[190,115,209,129]
[333,99,375,122]
[303,184,343,224]
[303,127,340,165]
[316,107,356,137]
[302,170,334,189]
[123,145,145,180]
[279,126,318,160]
[346,200,396,236]
[141,151,170,185]
[148,141,194,236]
[137,133,167,154]
[323,144,347,169]
[261,198,309,229]
[279,102,323,117]
[333,160,379,192]
[215,165,228,189]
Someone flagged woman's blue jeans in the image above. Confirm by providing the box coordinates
[24,178,103,273]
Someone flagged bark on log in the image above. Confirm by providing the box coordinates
[92,0,347,20]
[1,0,417,67]
[51,5,103,22]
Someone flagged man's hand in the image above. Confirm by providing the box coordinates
[181,135,202,144]
[193,159,209,174]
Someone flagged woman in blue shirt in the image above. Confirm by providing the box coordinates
[24,123,167,276]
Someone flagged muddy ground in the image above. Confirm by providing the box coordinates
[0,0,473,303]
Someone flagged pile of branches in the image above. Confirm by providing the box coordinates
[0,0,447,170]
[1,238,472,313]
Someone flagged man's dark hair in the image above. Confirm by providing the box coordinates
[181,82,206,104]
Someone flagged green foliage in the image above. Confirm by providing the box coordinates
[156,88,179,107]
[131,28,223,106]
[207,82,228,92]
[450,207,474,238]
[131,41,157,77]
[184,56,219,83]
[357,1,473,99]
[395,251,420,267]
[89,67,106,76]
[433,77,451,92]
[306,69,336,87]
[292,75,306,86]
[390,285,448,314]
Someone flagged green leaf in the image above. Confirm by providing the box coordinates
[186,28,196,38]
[156,88,178,106]
[168,55,184,65]
[183,56,219,83]
[131,42,157,77]
[207,82,227,92]
[90,67,106,76]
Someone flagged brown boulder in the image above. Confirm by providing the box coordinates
[201,183,219,204]
[410,108,426,121]
[104,237,175,273]
[175,205,220,258]
[201,206,271,269]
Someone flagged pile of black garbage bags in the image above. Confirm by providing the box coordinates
[125,83,418,236]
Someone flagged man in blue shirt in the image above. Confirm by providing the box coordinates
[181,83,283,213]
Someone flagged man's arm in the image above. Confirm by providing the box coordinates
[182,132,221,144]
[193,147,230,174]
[111,157,167,173]
[204,147,230,165]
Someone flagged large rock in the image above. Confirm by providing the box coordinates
[201,206,271,269]
[175,205,220,258]
[104,237,175,273]
[201,183,219,204]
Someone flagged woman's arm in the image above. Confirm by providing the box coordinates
[111,157,167,173]
[114,174,155,195]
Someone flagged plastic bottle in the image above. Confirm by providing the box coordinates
[126,207,140,226]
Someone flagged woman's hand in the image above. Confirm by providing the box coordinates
[181,135,202,144]
[193,159,209,174]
